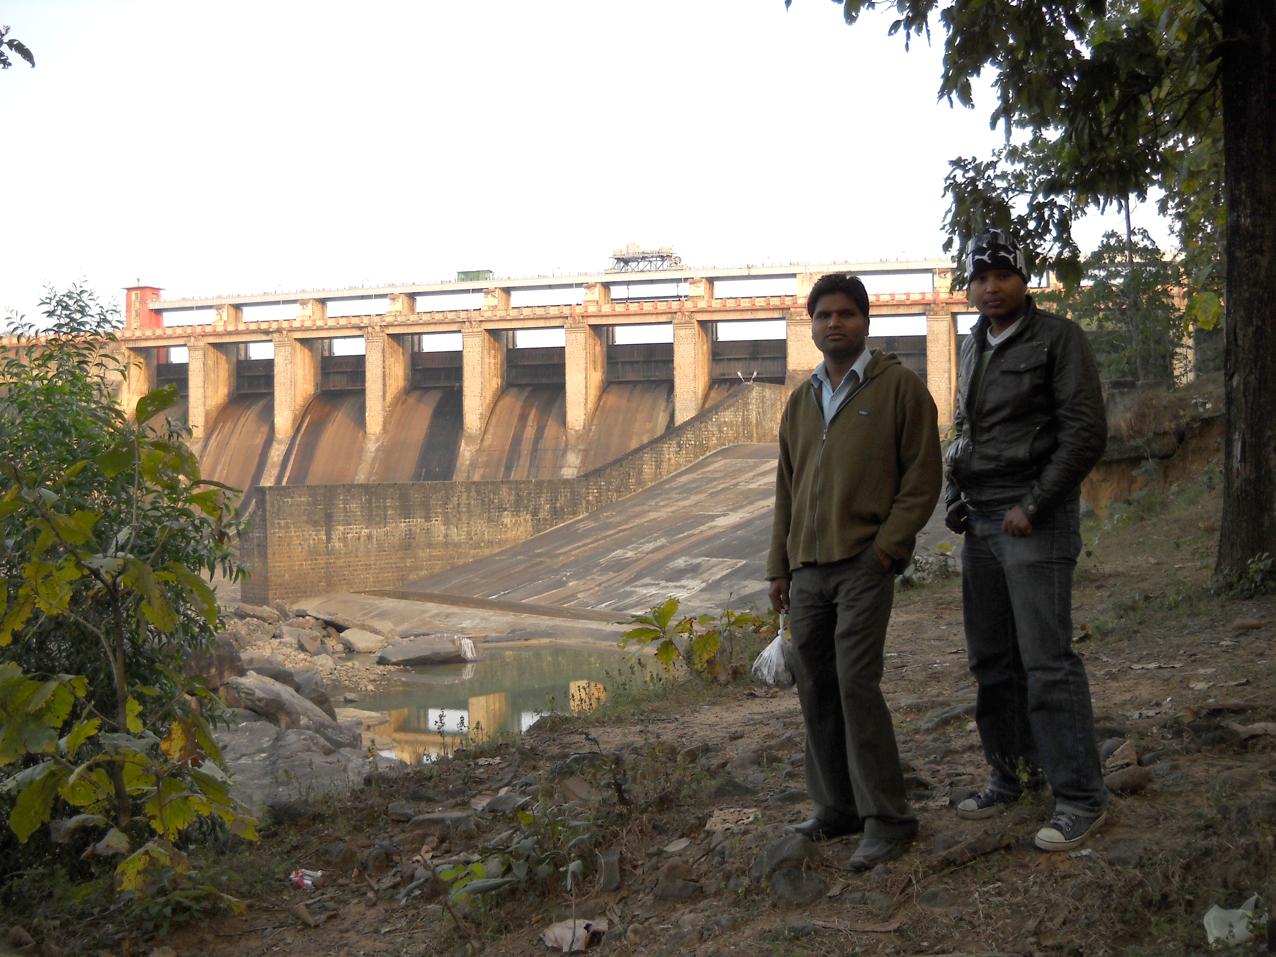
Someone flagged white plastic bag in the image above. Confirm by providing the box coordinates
[752,612,797,689]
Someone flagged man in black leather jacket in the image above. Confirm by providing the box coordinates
[944,229,1109,852]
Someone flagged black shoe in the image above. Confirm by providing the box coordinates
[955,787,1020,820]
[849,833,915,871]
[789,816,863,841]
[1034,809,1107,851]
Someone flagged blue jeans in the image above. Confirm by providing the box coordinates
[961,499,1107,817]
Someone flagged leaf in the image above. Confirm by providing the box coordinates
[145,776,200,840]
[133,384,180,426]
[96,443,135,478]
[651,597,680,630]
[9,762,68,842]
[126,697,144,734]
[620,626,662,644]
[62,717,102,760]
[655,640,680,670]
[84,827,132,859]
[1186,290,1222,330]
[451,877,517,897]
[60,765,114,808]
[165,563,219,627]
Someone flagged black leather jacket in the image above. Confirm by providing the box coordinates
[944,297,1106,519]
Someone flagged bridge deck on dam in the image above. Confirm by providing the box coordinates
[401,444,781,618]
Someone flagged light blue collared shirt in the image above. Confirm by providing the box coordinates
[811,349,873,425]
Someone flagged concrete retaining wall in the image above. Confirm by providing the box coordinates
[241,383,786,603]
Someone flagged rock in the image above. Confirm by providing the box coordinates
[653,876,702,901]
[483,792,530,814]
[294,669,338,720]
[241,653,300,687]
[222,672,360,751]
[559,774,604,803]
[599,847,622,892]
[235,602,282,624]
[769,866,826,905]
[338,627,390,654]
[702,915,739,937]
[751,833,821,882]
[213,722,367,816]
[222,616,277,647]
[774,788,807,804]
[1099,737,1127,761]
[1230,617,1265,634]
[310,653,337,675]
[187,634,244,690]
[1104,764,1153,794]
[377,635,478,666]
[336,707,391,730]
[407,811,474,835]
[5,926,34,951]
[919,700,976,732]
[1104,740,1139,771]
[387,801,415,822]
[285,625,323,655]
[1105,842,1146,867]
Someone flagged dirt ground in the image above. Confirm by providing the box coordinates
[139,463,1276,957]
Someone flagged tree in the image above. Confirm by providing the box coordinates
[1045,229,1187,385]
[0,25,35,70]
[788,0,1275,584]
[1,288,255,907]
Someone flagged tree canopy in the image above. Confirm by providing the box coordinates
[791,0,1275,583]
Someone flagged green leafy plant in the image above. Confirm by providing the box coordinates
[439,800,593,902]
[619,598,775,682]
[0,287,255,909]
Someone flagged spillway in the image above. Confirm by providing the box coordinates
[199,396,274,494]
[279,393,366,486]
[369,388,463,482]
[467,386,567,481]
[703,381,743,410]
[577,382,673,473]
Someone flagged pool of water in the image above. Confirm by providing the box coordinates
[341,643,630,764]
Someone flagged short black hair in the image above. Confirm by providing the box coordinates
[806,273,870,319]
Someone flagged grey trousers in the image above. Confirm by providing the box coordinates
[789,547,917,840]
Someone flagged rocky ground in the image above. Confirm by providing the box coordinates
[148,467,1276,957]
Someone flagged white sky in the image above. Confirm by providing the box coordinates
[0,0,1169,321]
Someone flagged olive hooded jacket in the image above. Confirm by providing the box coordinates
[766,351,942,580]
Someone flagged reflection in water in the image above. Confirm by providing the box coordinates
[343,644,623,765]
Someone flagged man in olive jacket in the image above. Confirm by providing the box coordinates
[767,273,941,870]
[944,229,1108,852]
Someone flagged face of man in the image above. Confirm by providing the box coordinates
[969,269,1028,324]
[811,291,869,363]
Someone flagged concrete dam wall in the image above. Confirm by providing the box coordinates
[239,382,785,603]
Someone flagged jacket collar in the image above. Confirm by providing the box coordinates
[971,295,1039,349]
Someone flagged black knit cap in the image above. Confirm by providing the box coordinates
[966,229,1029,283]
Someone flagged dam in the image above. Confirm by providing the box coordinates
[104,259,973,602]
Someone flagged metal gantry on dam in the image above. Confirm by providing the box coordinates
[108,261,974,489]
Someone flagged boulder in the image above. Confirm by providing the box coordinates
[241,653,301,690]
[215,721,367,816]
[336,708,391,730]
[222,672,360,751]
[294,669,338,720]
[377,635,478,666]
[222,616,278,647]
[234,602,282,624]
[338,627,390,654]
[284,625,323,655]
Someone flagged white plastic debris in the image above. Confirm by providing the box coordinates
[1203,894,1262,947]
[751,613,796,689]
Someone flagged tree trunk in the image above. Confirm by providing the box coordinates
[1217,1,1276,581]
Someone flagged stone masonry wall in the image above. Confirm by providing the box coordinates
[240,383,786,603]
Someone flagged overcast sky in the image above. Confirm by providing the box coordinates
[1,0,1166,320]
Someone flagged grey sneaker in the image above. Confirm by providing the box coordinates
[955,787,1018,820]
[1034,809,1107,851]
